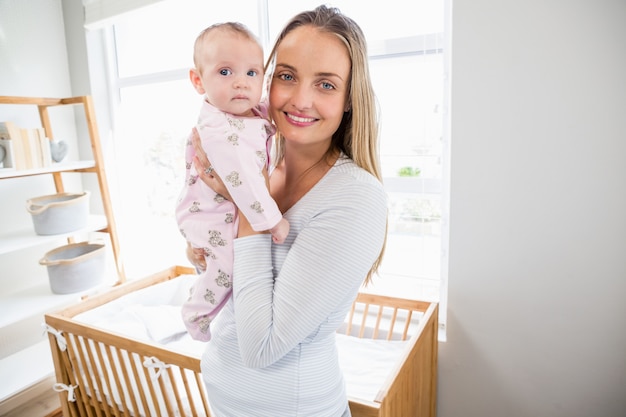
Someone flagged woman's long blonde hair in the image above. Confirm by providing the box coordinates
[265,5,387,285]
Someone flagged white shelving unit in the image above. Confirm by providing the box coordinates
[0,95,125,410]
[0,214,107,254]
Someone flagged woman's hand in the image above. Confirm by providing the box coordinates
[191,127,231,200]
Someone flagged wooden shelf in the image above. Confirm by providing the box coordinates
[0,160,96,179]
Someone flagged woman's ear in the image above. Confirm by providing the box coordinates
[189,68,206,94]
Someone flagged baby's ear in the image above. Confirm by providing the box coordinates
[189,68,206,94]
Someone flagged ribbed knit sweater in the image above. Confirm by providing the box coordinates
[201,155,388,417]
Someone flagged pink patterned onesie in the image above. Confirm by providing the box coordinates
[176,99,281,341]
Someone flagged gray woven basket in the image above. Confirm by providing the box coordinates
[26,192,90,235]
[40,242,106,294]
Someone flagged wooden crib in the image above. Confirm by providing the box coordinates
[44,265,438,417]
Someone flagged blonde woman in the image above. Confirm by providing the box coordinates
[188,5,387,416]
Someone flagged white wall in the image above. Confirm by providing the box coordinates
[441,1,626,416]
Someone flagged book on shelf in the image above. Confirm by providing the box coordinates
[20,127,39,169]
[0,121,53,170]
[36,128,52,168]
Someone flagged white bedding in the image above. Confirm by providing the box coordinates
[71,275,407,410]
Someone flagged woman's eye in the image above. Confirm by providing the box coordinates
[219,69,232,76]
[321,82,335,90]
[279,73,294,81]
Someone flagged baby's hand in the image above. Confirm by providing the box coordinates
[186,241,207,272]
[270,218,290,244]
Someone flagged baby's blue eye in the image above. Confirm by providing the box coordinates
[247,70,258,77]
[220,69,232,76]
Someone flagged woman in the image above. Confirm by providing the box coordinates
[189,5,388,416]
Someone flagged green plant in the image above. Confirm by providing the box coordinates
[397,166,421,177]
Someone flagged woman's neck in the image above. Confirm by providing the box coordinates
[271,145,339,213]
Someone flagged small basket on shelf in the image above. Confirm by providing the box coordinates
[39,242,106,294]
[26,191,90,235]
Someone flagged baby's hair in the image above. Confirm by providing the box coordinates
[193,22,262,69]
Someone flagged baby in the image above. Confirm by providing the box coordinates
[176,22,289,341]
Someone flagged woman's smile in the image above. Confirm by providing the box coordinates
[285,112,317,125]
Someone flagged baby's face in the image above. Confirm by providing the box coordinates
[196,32,264,117]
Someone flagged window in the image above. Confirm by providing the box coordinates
[93,0,448,320]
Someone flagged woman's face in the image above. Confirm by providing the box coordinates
[269,25,351,151]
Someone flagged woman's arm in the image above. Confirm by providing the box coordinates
[232,174,388,368]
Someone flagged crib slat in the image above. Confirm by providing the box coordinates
[168,367,193,415]
[195,371,212,415]
[89,337,113,417]
[124,350,143,416]
[358,304,370,338]
[76,336,103,417]
[128,351,151,416]
[67,334,95,417]
[156,366,178,416]
[114,348,137,416]
[387,308,399,341]
[401,310,413,341]
[47,331,77,417]
[372,306,384,339]
[183,367,208,416]
[83,341,103,416]
[155,366,174,415]
[178,368,196,416]
[103,344,126,417]
[162,367,180,415]
[112,350,130,415]
[89,338,111,417]
[53,345,80,417]
[112,349,131,416]
[140,359,163,417]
